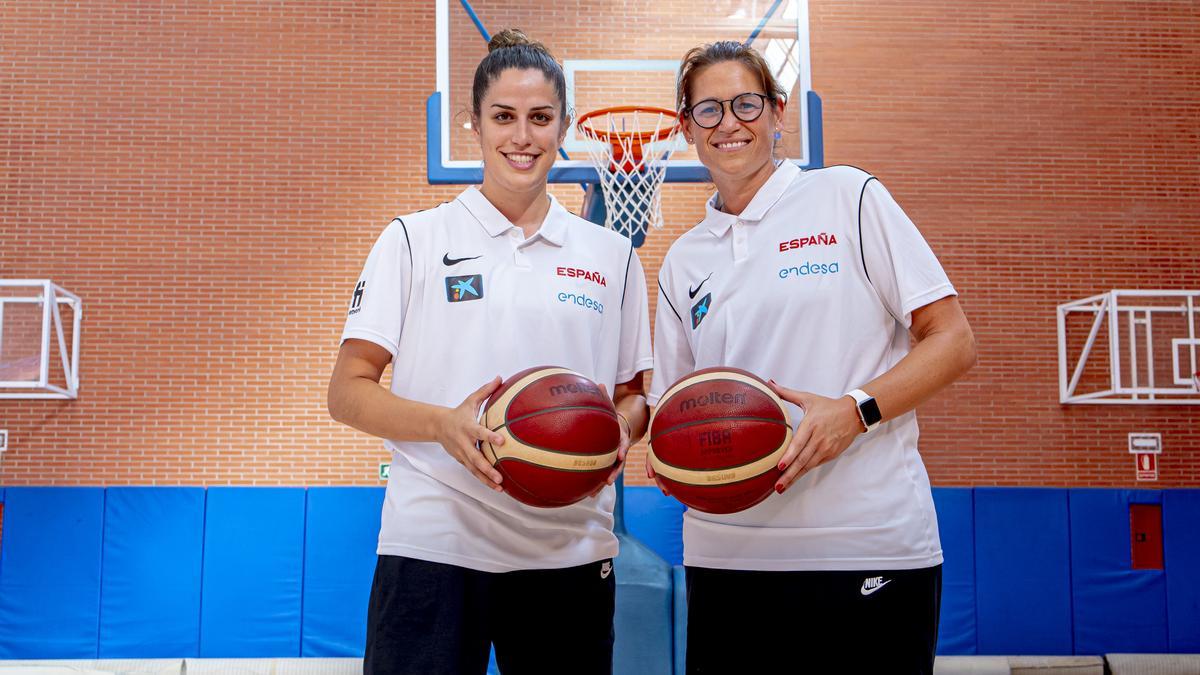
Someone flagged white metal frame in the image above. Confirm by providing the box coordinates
[434,0,814,177]
[1057,289,1199,404]
[0,279,82,399]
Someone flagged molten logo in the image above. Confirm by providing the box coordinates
[550,381,601,397]
[679,391,747,412]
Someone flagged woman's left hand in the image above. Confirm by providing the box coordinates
[590,383,635,497]
[603,412,632,488]
[767,380,864,494]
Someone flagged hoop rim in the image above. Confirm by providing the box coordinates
[577,106,680,144]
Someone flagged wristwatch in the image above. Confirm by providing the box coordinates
[846,389,882,433]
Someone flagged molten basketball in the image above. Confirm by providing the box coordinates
[481,366,620,508]
[648,367,793,514]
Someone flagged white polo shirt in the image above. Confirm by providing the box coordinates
[649,162,956,572]
[342,186,652,572]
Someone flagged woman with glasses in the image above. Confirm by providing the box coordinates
[649,41,976,674]
[328,29,652,675]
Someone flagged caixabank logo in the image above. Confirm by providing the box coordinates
[445,274,483,302]
[691,293,712,329]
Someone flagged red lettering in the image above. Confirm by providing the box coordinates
[556,267,607,287]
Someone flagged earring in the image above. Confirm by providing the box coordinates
[774,130,782,140]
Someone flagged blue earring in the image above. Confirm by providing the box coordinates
[774,130,782,140]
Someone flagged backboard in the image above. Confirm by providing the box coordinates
[0,280,82,400]
[429,0,822,184]
[1058,290,1200,405]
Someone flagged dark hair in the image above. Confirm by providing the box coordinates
[676,41,788,112]
[471,29,567,119]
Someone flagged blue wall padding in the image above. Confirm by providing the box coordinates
[200,487,305,657]
[0,487,104,658]
[1069,489,1167,654]
[1164,489,1200,652]
[99,488,206,658]
[932,487,976,655]
[974,488,1073,655]
[672,565,687,675]
[613,533,674,675]
[301,487,383,657]
[624,486,684,566]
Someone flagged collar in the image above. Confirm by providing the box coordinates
[703,161,801,238]
[457,186,567,247]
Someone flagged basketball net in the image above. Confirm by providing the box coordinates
[578,106,680,240]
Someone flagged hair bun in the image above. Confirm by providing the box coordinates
[487,28,550,56]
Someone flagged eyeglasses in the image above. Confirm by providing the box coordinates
[684,92,771,129]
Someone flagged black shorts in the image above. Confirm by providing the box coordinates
[363,555,616,675]
[685,565,942,675]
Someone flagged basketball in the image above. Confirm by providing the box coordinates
[481,366,620,508]
[648,367,793,514]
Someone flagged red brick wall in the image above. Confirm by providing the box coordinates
[1,1,1196,490]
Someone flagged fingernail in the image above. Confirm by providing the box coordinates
[777,462,786,471]
[775,483,785,494]
[768,379,776,385]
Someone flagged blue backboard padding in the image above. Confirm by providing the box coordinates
[0,487,104,658]
[932,488,976,655]
[1164,490,1200,652]
[200,487,305,657]
[624,486,684,566]
[974,488,1073,655]
[1069,489,1167,654]
[99,488,205,658]
[301,487,384,657]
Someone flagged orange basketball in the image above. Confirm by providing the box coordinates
[648,367,793,514]
[481,366,620,508]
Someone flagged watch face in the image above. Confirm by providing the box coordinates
[860,397,883,427]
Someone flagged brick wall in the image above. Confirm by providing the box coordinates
[1,1,1196,489]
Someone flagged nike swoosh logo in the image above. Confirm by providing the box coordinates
[443,253,481,266]
[688,273,713,299]
[860,579,892,596]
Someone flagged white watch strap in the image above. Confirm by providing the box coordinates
[845,388,880,432]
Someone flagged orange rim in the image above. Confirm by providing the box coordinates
[577,106,680,144]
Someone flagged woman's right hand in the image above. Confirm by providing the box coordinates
[434,377,507,491]
[646,457,672,497]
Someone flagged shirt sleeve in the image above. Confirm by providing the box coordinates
[857,179,956,328]
[615,246,654,384]
[339,218,413,357]
[647,257,695,406]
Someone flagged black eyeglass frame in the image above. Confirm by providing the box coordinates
[682,92,777,129]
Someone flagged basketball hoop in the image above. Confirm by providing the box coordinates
[577,106,681,240]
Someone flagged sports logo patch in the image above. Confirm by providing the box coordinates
[445,274,483,302]
[691,293,711,329]
[348,280,365,315]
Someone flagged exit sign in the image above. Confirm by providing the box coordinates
[379,463,390,480]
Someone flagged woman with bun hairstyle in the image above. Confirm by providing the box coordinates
[648,41,976,674]
[328,29,652,675]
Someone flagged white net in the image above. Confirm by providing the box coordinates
[579,108,680,240]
